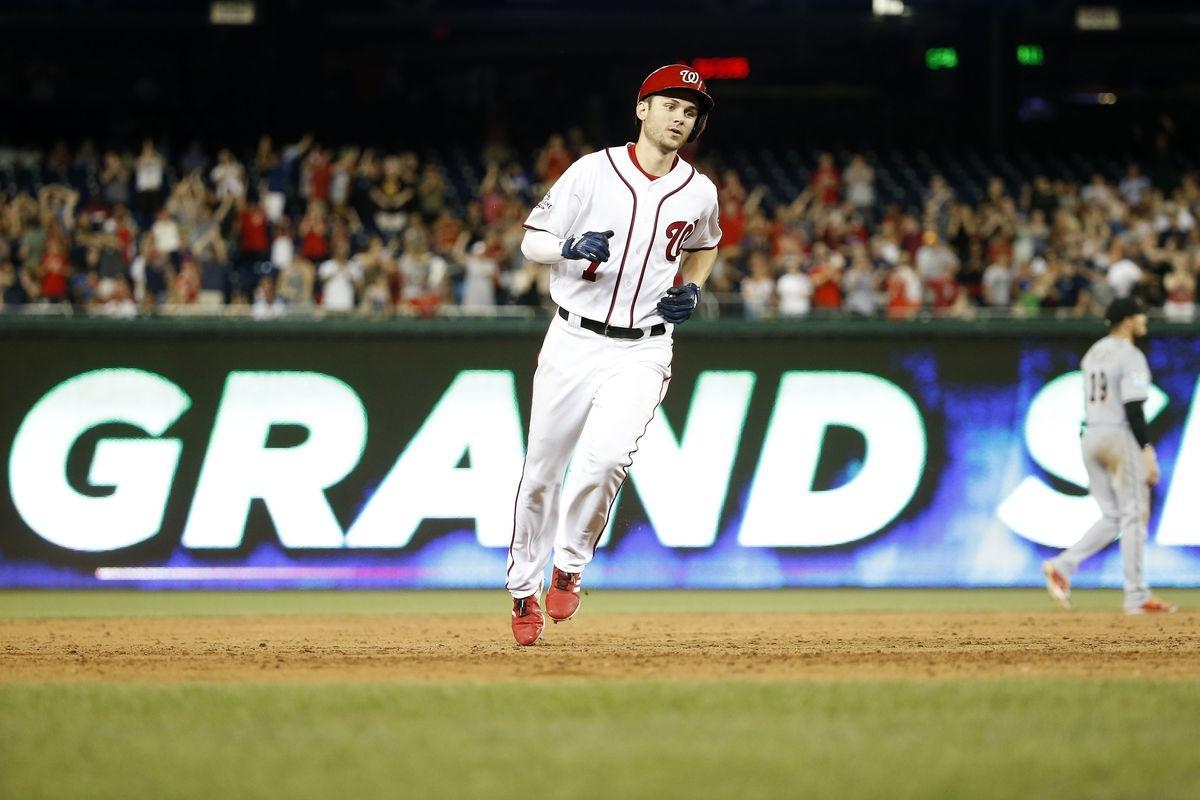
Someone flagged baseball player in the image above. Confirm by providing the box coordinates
[506,65,721,645]
[1042,297,1177,614]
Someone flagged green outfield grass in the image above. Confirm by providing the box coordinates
[2,680,1198,800]
[4,590,1198,799]
[2,587,1197,617]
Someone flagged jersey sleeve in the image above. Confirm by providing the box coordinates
[683,187,722,251]
[524,159,587,238]
[1118,348,1152,403]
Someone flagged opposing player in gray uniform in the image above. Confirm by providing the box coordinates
[1043,297,1177,614]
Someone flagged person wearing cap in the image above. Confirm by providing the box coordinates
[1042,297,1177,614]
[506,65,721,644]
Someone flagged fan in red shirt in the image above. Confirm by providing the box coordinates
[927,263,963,315]
[886,255,922,319]
[809,244,844,310]
[811,152,841,206]
[299,201,330,262]
[534,134,572,185]
[39,240,70,302]
[238,197,270,259]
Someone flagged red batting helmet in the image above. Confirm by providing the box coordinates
[637,64,714,142]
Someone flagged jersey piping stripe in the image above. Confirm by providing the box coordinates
[589,366,673,559]
[627,168,695,327]
[602,147,638,329]
[681,243,718,252]
[522,224,556,234]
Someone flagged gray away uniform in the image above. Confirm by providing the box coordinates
[1048,335,1153,609]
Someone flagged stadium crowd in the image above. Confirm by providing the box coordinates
[1,134,1197,322]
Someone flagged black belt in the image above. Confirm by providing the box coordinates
[558,307,666,340]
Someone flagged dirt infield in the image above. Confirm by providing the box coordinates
[2,611,1197,683]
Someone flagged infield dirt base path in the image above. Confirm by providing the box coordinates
[3,611,1198,683]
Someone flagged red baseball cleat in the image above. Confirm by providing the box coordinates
[545,567,582,622]
[1126,597,1178,615]
[511,595,544,645]
[1042,562,1071,610]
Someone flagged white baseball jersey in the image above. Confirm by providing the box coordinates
[1081,335,1151,426]
[524,144,721,329]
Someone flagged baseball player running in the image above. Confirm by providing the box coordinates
[506,65,721,644]
[1043,297,1177,615]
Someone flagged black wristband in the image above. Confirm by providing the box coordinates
[1124,401,1149,448]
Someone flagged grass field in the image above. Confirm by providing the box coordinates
[3,590,1199,800]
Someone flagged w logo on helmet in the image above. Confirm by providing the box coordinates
[679,70,701,84]
[664,220,696,262]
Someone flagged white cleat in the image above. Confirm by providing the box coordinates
[1043,562,1072,610]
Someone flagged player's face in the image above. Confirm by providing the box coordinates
[638,95,699,151]
[1132,313,1148,338]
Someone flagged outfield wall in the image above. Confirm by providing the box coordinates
[2,316,1198,589]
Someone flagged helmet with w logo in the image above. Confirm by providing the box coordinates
[637,64,714,142]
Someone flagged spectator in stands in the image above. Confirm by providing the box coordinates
[38,237,70,304]
[843,154,875,214]
[150,207,182,265]
[196,242,228,308]
[297,199,331,264]
[103,275,138,317]
[885,252,921,319]
[317,239,362,313]
[534,134,572,187]
[170,253,201,306]
[254,136,287,223]
[277,256,315,310]
[842,247,879,316]
[398,227,448,315]
[982,253,1014,310]
[1162,253,1197,322]
[502,161,532,203]
[180,141,209,177]
[809,244,844,312]
[211,148,246,203]
[775,255,813,317]
[1119,163,1151,208]
[134,139,165,225]
[924,174,954,223]
[417,164,448,223]
[1,257,37,308]
[811,152,841,205]
[268,218,294,274]
[132,243,173,312]
[234,193,271,293]
[741,252,776,318]
[456,236,499,310]
[371,155,414,235]
[1030,175,1058,218]
[304,147,333,206]
[1106,241,1142,299]
[927,261,967,317]
[915,229,958,282]
[1080,173,1115,210]
[253,275,287,319]
[1044,254,1092,316]
[100,151,131,209]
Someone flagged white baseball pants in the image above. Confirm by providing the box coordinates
[506,311,672,599]
[1048,425,1151,610]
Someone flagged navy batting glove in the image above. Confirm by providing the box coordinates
[562,230,614,262]
[657,283,700,324]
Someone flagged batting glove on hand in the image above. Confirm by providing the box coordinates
[562,230,614,262]
[657,283,700,324]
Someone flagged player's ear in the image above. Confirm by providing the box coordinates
[635,99,650,122]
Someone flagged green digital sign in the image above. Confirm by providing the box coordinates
[1017,44,1044,66]
[925,47,958,70]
